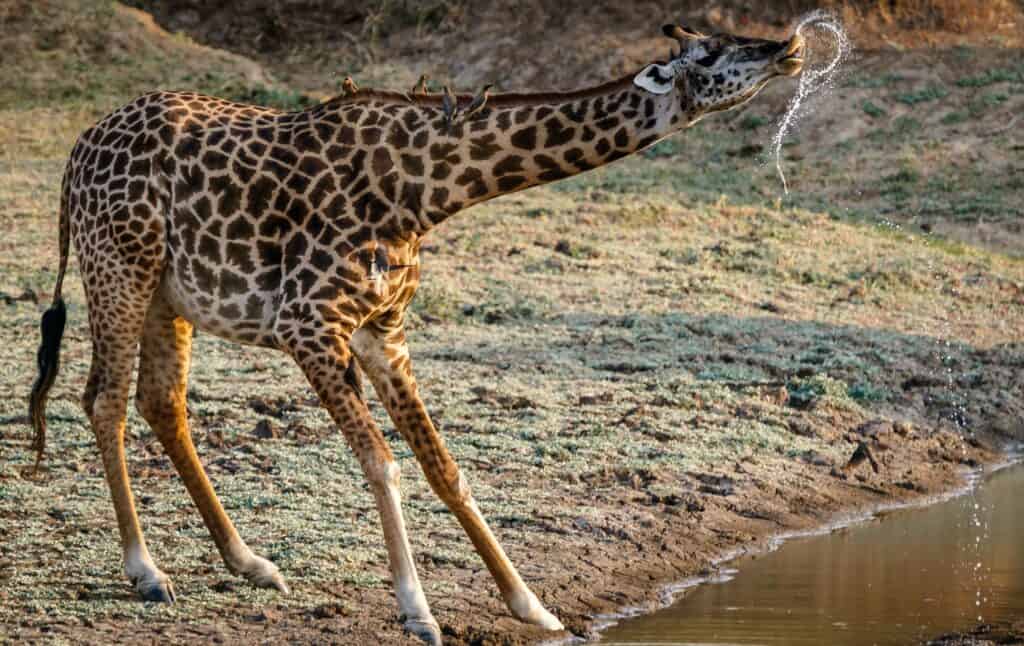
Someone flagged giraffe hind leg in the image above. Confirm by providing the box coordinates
[82,285,175,602]
[135,294,288,593]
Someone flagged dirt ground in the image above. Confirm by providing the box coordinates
[927,621,1024,646]
[1,2,1022,644]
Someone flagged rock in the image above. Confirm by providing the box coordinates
[901,374,944,390]
[938,406,970,428]
[206,430,228,449]
[634,512,657,528]
[682,493,705,513]
[800,450,831,467]
[578,392,613,406]
[895,480,926,493]
[469,386,535,410]
[572,517,592,532]
[596,361,656,374]
[211,580,237,593]
[252,608,280,623]
[248,396,298,418]
[965,435,988,450]
[253,419,280,439]
[766,385,789,407]
[893,420,914,436]
[690,472,735,496]
[854,419,893,438]
[310,603,346,619]
[46,508,68,523]
[787,419,817,437]
[0,289,39,305]
[213,457,242,474]
[554,239,572,255]
[615,467,660,488]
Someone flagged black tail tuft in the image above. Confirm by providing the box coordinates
[29,298,67,473]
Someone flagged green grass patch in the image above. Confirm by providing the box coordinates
[940,111,968,125]
[861,100,887,118]
[739,114,770,130]
[642,138,683,159]
[955,67,1024,87]
[845,73,905,89]
[892,115,922,136]
[847,382,887,403]
[220,84,317,111]
[894,85,949,105]
[786,375,854,410]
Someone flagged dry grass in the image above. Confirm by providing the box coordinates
[848,0,1017,31]
[123,0,1024,101]
[0,0,275,113]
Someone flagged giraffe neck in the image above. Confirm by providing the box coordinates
[317,71,689,237]
[426,76,687,224]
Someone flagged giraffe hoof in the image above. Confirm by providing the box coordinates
[509,591,564,631]
[403,617,442,645]
[528,607,565,632]
[241,556,290,594]
[137,577,176,603]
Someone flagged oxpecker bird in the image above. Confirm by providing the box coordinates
[412,74,429,95]
[463,84,492,120]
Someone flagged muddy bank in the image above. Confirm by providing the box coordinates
[927,621,1024,646]
[4,423,1008,644]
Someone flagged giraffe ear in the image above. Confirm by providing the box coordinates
[662,24,706,41]
[633,63,676,95]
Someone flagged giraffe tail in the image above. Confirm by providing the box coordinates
[29,167,71,474]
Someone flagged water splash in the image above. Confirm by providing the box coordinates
[772,11,852,194]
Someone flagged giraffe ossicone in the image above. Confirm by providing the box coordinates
[27,20,804,644]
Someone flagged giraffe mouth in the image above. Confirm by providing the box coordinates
[774,34,805,76]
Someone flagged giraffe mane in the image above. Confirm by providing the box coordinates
[319,72,640,109]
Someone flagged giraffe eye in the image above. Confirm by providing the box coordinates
[696,53,720,67]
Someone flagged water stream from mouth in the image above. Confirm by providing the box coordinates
[772,11,852,194]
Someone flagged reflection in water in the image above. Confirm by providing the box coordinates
[602,463,1024,646]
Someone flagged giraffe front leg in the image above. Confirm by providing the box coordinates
[352,324,564,632]
[287,331,440,645]
[136,297,288,594]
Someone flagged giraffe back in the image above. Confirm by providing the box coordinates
[65,91,423,347]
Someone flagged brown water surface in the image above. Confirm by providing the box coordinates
[602,462,1024,645]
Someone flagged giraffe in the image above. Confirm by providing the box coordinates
[28,23,805,644]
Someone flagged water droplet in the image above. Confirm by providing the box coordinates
[772,11,852,194]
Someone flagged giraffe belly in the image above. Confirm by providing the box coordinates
[158,269,280,348]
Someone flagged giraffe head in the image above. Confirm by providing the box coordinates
[634,24,805,119]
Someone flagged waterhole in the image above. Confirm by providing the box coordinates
[601,461,1024,645]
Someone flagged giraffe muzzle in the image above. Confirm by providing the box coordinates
[774,34,806,77]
